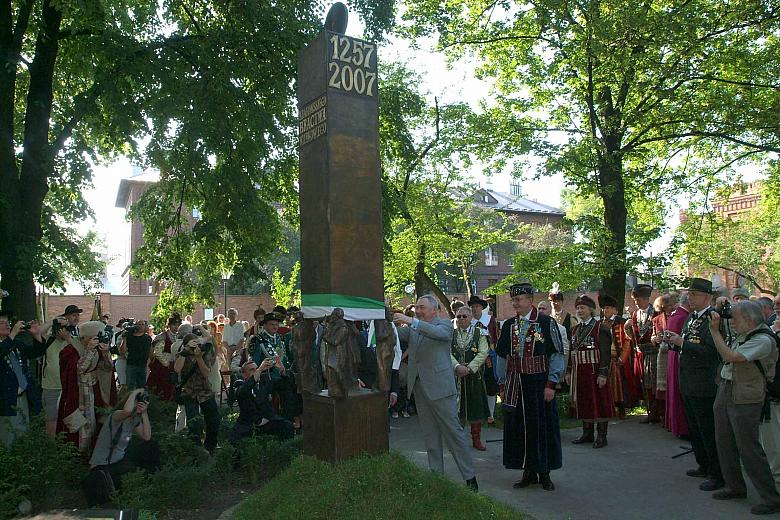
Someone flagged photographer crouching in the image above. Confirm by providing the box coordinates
[174,326,219,453]
[708,300,780,515]
[229,359,294,446]
[84,388,160,506]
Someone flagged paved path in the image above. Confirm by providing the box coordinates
[390,415,766,520]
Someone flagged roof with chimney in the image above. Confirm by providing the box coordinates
[472,188,565,216]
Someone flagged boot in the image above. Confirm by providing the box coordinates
[470,422,487,451]
[512,470,538,488]
[539,472,555,491]
[617,403,626,420]
[593,422,608,448]
[571,422,594,444]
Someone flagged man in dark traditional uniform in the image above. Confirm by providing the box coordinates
[627,284,660,422]
[665,278,724,492]
[497,283,564,491]
[599,294,629,419]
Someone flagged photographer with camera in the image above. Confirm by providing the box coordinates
[84,388,159,506]
[0,309,46,447]
[174,326,219,453]
[229,359,294,445]
[118,319,152,391]
[664,278,724,491]
[707,300,780,514]
[56,320,116,452]
[40,317,74,437]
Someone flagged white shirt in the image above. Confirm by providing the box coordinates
[222,321,245,347]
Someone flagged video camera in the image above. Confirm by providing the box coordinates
[119,318,141,336]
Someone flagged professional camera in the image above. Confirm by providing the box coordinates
[97,325,114,345]
[121,319,140,336]
[719,300,732,320]
[135,391,150,404]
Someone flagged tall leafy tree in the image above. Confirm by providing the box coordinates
[402,0,780,309]
[0,0,394,317]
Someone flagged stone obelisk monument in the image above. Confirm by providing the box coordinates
[298,3,385,322]
[296,3,388,462]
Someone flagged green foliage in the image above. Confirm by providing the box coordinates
[0,418,88,517]
[674,164,780,294]
[400,0,780,299]
[232,452,524,520]
[379,62,513,303]
[271,261,301,309]
[1,0,396,316]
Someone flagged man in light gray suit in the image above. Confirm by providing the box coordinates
[394,295,478,491]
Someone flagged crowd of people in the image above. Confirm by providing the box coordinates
[2,280,780,514]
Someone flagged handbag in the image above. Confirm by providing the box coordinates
[63,409,89,433]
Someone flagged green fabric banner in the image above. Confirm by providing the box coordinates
[301,293,385,309]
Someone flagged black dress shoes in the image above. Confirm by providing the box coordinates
[699,479,725,491]
[512,471,538,488]
[686,467,707,478]
[539,473,555,491]
[466,477,479,492]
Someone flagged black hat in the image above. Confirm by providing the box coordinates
[684,277,713,294]
[262,312,283,324]
[509,283,534,297]
[64,304,83,315]
[575,294,597,309]
[631,284,653,298]
[598,294,619,309]
[467,295,489,309]
[272,305,287,315]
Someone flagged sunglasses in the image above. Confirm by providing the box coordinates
[456,315,470,319]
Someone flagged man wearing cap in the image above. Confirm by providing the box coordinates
[468,295,498,346]
[63,304,82,337]
[731,287,751,302]
[627,284,662,423]
[496,283,564,491]
[664,278,724,491]
[0,310,46,447]
[570,295,614,448]
[599,294,629,419]
[548,283,573,343]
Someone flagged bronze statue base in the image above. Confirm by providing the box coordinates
[302,388,389,463]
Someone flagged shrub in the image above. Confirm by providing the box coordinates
[0,417,88,517]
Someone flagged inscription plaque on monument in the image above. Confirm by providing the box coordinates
[297,13,384,322]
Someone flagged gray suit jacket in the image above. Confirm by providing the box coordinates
[396,316,456,401]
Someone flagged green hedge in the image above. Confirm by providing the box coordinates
[232,452,526,520]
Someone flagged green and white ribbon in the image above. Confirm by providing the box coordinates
[301,293,386,321]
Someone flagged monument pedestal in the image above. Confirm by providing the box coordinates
[303,389,388,463]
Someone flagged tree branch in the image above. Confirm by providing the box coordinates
[631,131,780,154]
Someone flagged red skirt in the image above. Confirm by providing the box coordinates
[147,359,176,401]
[622,349,644,407]
[572,360,615,420]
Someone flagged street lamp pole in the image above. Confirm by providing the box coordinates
[221,270,232,317]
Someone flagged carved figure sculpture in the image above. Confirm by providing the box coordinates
[323,308,355,399]
[291,313,316,394]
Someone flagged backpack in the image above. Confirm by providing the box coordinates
[743,328,780,421]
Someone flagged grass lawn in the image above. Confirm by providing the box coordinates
[232,451,528,520]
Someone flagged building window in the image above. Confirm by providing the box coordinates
[191,207,201,219]
[510,182,521,196]
[484,247,498,266]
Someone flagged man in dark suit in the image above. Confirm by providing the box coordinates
[666,278,724,491]
[394,295,478,491]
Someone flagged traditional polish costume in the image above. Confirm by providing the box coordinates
[599,294,629,418]
[629,298,662,423]
[496,283,564,490]
[665,305,690,436]
[147,330,176,401]
[451,323,490,450]
[570,295,614,448]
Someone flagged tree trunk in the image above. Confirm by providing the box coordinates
[461,263,473,300]
[598,144,628,313]
[1,0,63,319]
